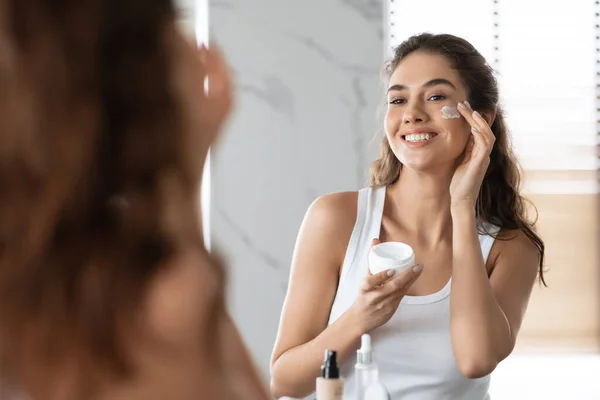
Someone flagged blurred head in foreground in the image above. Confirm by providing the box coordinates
[0,1,267,399]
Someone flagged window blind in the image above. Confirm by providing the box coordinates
[387,0,495,69]
[387,0,599,195]
[388,0,600,352]
[494,0,597,194]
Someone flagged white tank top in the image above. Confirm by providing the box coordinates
[327,185,499,400]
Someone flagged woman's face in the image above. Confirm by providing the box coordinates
[385,51,472,173]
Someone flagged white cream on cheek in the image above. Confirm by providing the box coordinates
[441,105,461,119]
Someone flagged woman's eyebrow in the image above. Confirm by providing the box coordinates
[387,78,456,93]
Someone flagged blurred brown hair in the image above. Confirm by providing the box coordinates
[0,0,215,392]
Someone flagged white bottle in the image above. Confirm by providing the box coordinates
[364,381,391,400]
[355,334,379,400]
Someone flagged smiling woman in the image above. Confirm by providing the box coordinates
[270,33,545,400]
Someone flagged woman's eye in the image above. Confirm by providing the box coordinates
[389,98,406,105]
[428,94,445,101]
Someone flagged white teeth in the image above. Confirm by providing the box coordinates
[405,133,433,142]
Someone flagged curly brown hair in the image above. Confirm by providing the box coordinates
[0,0,214,393]
[371,33,546,285]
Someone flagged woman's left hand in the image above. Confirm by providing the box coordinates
[449,101,496,207]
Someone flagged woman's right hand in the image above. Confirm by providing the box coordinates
[349,239,423,334]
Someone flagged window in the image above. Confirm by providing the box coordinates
[495,1,597,195]
[388,0,599,352]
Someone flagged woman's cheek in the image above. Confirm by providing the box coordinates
[384,106,402,137]
[439,105,461,120]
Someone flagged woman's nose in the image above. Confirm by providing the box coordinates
[402,103,427,124]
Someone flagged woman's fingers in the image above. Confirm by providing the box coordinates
[361,268,396,292]
[378,264,423,297]
[205,42,231,101]
[457,101,494,158]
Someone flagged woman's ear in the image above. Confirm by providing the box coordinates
[481,108,497,127]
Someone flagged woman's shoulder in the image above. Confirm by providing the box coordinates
[144,249,224,349]
[304,190,362,232]
[495,228,540,255]
[310,190,359,214]
[487,227,541,273]
[300,191,362,264]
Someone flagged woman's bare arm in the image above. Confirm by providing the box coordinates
[450,204,539,378]
[269,192,363,399]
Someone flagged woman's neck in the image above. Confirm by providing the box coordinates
[386,167,455,245]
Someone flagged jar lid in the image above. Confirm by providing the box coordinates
[369,242,415,274]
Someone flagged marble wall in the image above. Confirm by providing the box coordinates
[208,0,385,379]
